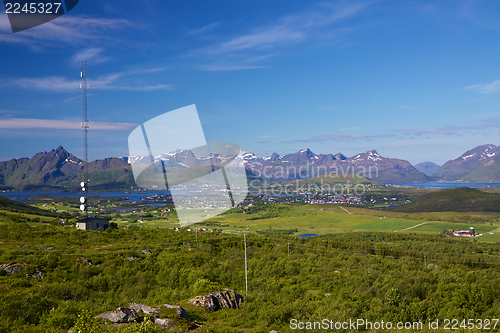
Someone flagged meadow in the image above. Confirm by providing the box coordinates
[113,203,500,244]
[1,195,500,332]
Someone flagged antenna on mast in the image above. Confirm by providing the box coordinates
[80,62,89,217]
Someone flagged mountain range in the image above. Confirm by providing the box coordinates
[237,148,429,183]
[414,162,441,176]
[0,146,135,191]
[1,144,500,190]
[431,144,500,182]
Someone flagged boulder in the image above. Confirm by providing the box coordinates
[141,249,152,255]
[78,257,93,266]
[188,289,243,312]
[95,307,140,323]
[270,331,280,333]
[152,317,174,328]
[0,262,26,275]
[129,302,159,315]
[26,267,44,279]
[160,304,188,320]
[127,256,135,262]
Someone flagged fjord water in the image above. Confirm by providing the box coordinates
[0,190,173,202]
[2,183,500,201]
[387,182,500,188]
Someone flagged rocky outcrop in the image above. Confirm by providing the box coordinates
[188,289,243,312]
[95,307,140,323]
[0,262,26,275]
[160,304,188,320]
[78,257,93,266]
[26,267,44,279]
[152,317,174,328]
[129,302,159,315]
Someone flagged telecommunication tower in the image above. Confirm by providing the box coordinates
[80,62,89,216]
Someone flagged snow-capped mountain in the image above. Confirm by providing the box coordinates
[123,147,429,183]
[243,148,428,182]
[433,144,500,182]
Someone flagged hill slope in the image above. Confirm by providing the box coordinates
[415,161,440,176]
[243,149,430,183]
[394,187,500,212]
[432,144,500,182]
[127,148,430,183]
[0,146,135,190]
[0,195,63,217]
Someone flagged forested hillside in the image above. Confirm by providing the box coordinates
[395,187,500,213]
[0,217,499,332]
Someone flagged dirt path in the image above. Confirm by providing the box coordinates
[396,221,434,232]
[339,206,352,214]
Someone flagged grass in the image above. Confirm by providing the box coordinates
[398,221,497,235]
[7,190,500,243]
[112,203,500,242]
[352,217,423,232]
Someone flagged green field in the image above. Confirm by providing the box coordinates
[114,203,500,243]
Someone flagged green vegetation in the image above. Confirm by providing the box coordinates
[1,219,500,332]
[1,186,500,332]
[1,193,500,332]
[394,187,500,213]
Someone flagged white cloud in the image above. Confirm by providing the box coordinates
[280,133,393,144]
[71,47,110,65]
[3,71,172,92]
[217,26,305,54]
[393,125,487,136]
[0,14,133,46]
[280,123,491,145]
[465,80,500,94]
[200,64,267,71]
[210,2,367,55]
[0,118,137,130]
[196,2,369,70]
[188,22,221,35]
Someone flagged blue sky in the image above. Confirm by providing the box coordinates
[1,0,500,165]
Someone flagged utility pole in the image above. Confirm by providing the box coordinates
[80,62,89,218]
[244,233,248,296]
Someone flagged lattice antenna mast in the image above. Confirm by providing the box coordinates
[80,62,89,217]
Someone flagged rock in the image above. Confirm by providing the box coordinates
[26,267,44,279]
[41,246,54,251]
[129,302,159,315]
[270,331,280,333]
[152,317,174,328]
[188,289,244,312]
[0,262,26,275]
[95,307,140,323]
[160,304,188,320]
[127,256,135,262]
[324,293,331,297]
[78,257,93,266]
[141,249,152,255]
